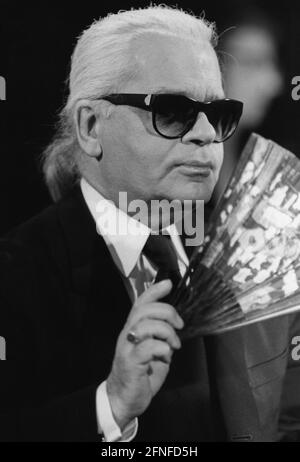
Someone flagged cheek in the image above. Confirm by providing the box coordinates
[105,108,153,160]
[116,114,173,172]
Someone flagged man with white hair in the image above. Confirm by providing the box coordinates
[0,5,299,442]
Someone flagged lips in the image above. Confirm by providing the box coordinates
[180,161,214,169]
[175,160,214,177]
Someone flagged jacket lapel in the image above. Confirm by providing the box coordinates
[57,185,132,380]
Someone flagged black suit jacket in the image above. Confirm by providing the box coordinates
[0,186,299,441]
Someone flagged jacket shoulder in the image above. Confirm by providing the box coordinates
[0,200,68,305]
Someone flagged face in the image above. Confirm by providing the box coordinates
[96,33,224,206]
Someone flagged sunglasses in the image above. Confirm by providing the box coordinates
[100,93,243,143]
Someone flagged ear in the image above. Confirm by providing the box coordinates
[73,99,103,160]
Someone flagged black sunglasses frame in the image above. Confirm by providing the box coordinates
[99,93,243,143]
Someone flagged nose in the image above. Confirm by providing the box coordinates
[181,112,217,145]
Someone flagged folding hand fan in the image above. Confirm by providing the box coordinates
[173,133,300,338]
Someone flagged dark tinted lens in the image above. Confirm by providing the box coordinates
[153,95,197,138]
[206,100,242,142]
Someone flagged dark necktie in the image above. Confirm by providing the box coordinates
[142,233,182,304]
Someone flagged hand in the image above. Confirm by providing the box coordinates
[106,279,184,430]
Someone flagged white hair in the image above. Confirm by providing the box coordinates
[42,5,218,201]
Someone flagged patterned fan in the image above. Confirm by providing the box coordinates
[173,133,300,338]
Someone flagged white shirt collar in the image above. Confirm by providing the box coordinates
[80,178,189,277]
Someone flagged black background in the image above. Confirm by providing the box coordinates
[0,0,299,235]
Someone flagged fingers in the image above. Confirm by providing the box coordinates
[137,279,172,305]
[128,319,181,350]
[129,301,184,331]
[134,338,173,365]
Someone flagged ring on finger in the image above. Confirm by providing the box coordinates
[126,330,141,345]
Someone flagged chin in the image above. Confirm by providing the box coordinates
[171,182,215,203]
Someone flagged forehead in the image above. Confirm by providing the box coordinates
[127,32,224,101]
